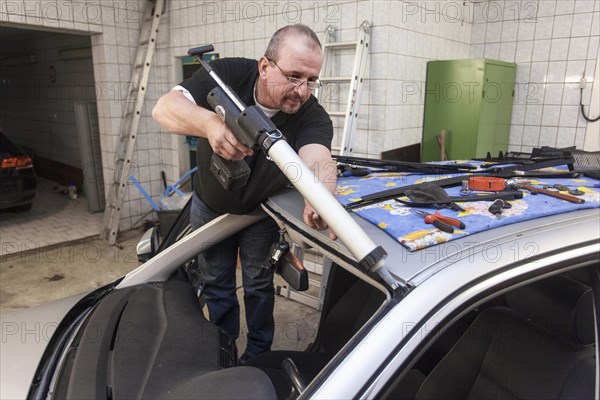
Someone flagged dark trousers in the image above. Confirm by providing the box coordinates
[190,193,279,356]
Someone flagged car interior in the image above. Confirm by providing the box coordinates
[52,250,597,400]
[381,266,597,400]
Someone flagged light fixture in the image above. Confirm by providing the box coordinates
[0,54,38,66]
[58,47,92,60]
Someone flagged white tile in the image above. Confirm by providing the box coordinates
[515,62,531,82]
[555,0,576,15]
[499,41,517,61]
[534,16,554,39]
[511,103,526,124]
[471,22,487,44]
[539,126,559,146]
[515,40,534,62]
[522,125,541,146]
[591,11,599,35]
[525,104,543,125]
[571,12,593,37]
[574,0,597,13]
[549,37,570,60]
[484,42,501,59]
[542,105,562,125]
[530,61,549,83]
[532,39,551,61]
[587,36,599,59]
[559,105,581,127]
[565,59,587,81]
[501,19,519,41]
[517,18,536,40]
[568,36,589,60]
[552,14,574,38]
[574,127,587,149]
[556,127,577,147]
[509,124,524,146]
[537,0,557,17]
[485,20,502,42]
[470,43,485,58]
[544,83,565,103]
[562,83,582,105]
[547,61,567,82]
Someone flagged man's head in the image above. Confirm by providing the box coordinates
[257,24,323,114]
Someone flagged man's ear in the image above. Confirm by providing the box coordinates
[258,56,270,79]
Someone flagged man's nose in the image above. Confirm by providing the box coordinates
[294,82,310,97]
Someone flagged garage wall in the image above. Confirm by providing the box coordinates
[0,31,93,169]
[0,0,171,231]
[470,0,600,153]
[151,1,473,161]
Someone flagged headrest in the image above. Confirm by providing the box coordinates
[505,274,594,346]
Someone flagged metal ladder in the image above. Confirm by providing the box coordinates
[100,0,164,245]
[317,20,370,156]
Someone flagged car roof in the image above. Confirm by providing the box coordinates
[263,188,600,290]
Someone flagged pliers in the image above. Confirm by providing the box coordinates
[413,210,466,233]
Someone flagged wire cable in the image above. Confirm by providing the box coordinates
[580,88,600,122]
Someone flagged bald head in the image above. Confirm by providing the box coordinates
[264,24,322,62]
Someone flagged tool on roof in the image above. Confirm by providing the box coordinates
[488,199,511,219]
[188,45,400,290]
[468,176,506,192]
[542,184,584,196]
[345,155,576,210]
[516,184,586,204]
[413,210,465,233]
[337,165,371,177]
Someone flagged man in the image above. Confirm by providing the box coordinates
[152,24,336,362]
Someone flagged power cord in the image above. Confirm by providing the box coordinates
[579,77,600,122]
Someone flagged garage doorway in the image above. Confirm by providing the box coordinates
[0,25,105,254]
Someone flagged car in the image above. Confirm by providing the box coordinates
[0,130,36,212]
[1,153,599,400]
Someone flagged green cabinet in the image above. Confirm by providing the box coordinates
[421,59,516,162]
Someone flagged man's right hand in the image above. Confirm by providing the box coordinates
[206,115,253,161]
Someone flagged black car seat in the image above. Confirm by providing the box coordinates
[247,277,386,399]
[414,274,595,399]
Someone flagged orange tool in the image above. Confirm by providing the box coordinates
[413,210,466,233]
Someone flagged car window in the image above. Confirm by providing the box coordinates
[379,263,598,400]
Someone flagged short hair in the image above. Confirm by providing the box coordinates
[264,24,322,62]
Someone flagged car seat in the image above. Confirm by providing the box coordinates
[413,274,595,399]
[247,277,386,399]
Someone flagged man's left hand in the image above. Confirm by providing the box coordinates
[303,203,337,240]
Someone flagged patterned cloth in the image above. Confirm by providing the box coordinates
[335,165,600,252]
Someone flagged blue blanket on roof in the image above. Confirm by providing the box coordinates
[335,167,600,252]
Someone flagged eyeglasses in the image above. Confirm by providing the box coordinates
[267,59,322,90]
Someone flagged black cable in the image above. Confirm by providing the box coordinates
[580,88,600,122]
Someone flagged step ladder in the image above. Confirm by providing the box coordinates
[100,0,164,245]
[317,20,370,156]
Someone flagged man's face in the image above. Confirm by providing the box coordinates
[259,37,323,114]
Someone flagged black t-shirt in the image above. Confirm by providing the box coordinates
[180,58,333,214]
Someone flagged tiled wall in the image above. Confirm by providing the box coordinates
[153,1,474,160]
[2,0,599,232]
[470,0,599,153]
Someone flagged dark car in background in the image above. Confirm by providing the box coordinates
[0,130,36,212]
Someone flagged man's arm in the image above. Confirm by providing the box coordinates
[298,143,338,240]
[152,90,252,161]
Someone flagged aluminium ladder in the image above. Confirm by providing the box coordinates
[317,21,370,156]
[101,0,164,245]
[279,22,371,309]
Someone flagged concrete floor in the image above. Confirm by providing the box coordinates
[0,177,321,352]
[0,178,105,257]
[0,227,321,353]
